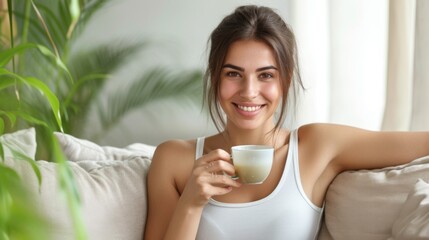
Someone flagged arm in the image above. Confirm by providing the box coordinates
[144,140,240,240]
[302,123,429,172]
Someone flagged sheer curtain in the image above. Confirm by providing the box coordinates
[380,0,429,131]
[288,0,429,131]
[402,0,429,131]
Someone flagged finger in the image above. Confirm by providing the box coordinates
[207,173,241,188]
[206,160,236,177]
[198,149,232,164]
[201,183,234,198]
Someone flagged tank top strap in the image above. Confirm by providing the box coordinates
[279,128,298,190]
[196,137,205,160]
[289,129,301,186]
[289,128,299,166]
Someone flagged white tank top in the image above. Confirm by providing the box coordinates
[195,129,323,240]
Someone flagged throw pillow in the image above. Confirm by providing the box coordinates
[0,128,37,160]
[54,132,156,161]
[318,155,429,240]
[4,131,156,240]
[4,156,151,240]
[389,179,429,239]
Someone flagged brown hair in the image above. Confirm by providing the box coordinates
[203,5,304,132]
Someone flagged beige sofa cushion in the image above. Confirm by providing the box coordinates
[319,155,429,240]
[54,132,155,161]
[389,179,429,239]
[2,129,155,240]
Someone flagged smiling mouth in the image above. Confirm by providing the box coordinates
[236,104,263,112]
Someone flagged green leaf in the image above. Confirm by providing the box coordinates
[24,77,62,131]
[94,68,202,139]
[0,76,15,90]
[10,149,42,187]
[64,73,109,107]
[36,44,73,83]
[0,118,3,135]
[0,43,73,82]
[14,111,49,128]
[0,111,17,128]
[67,0,80,38]
[0,44,37,67]
[36,4,67,48]
[0,69,63,131]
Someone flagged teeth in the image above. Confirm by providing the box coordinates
[237,105,262,112]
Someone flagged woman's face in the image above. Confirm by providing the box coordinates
[219,39,282,130]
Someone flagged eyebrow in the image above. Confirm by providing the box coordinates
[222,64,278,72]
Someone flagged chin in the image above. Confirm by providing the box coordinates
[233,120,265,130]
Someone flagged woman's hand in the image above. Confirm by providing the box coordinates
[181,149,242,207]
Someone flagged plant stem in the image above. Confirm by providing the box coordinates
[30,0,59,58]
[21,0,31,45]
[18,0,32,74]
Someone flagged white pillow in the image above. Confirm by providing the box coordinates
[389,179,429,239]
[4,156,151,240]
[0,128,37,160]
[4,131,155,240]
[54,132,156,161]
[318,155,429,240]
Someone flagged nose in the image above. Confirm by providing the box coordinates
[240,76,259,99]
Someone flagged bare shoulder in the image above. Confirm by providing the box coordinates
[298,123,348,144]
[298,123,373,146]
[296,123,370,170]
[299,122,367,136]
[149,139,197,185]
[153,139,196,160]
[150,139,196,172]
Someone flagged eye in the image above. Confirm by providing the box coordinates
[259,72,274,80]
[225,71,241,78]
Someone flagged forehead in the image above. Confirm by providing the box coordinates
[223,39,277,69]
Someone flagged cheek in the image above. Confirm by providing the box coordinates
[219,80,237,101]
[262,83,282,103]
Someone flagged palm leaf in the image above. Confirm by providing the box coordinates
[64,41,148,134]
[37,3,68,48]
[94,68,203,140]
[0,69,63,131]
[68,40,147,78]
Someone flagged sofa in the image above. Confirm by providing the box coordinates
[1,128,429,240]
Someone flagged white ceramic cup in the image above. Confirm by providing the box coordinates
[231,145,274,184]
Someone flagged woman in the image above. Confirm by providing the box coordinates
[144,5,429,240]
